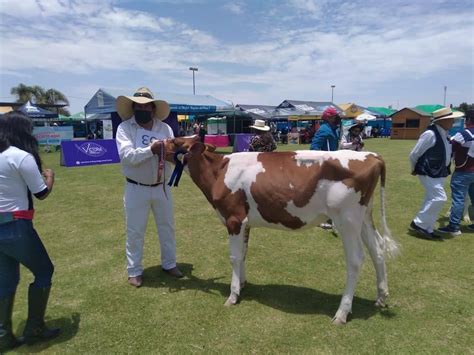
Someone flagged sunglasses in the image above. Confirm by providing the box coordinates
[133,92,153,99]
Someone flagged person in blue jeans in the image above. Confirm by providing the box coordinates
[0,112,60,352]
[436,109,474,237]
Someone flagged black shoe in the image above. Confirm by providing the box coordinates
[435,225,461,237]
[410,221,443,241]
[0,294,21,352]
[19,286,61,346]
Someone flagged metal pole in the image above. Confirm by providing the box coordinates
[443,85,447,106]
[189,67,198,95]
[331,85,335,102]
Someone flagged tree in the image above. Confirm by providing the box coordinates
[10,83,70,115]
[455,102,474,113]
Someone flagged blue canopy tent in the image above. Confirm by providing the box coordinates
[83,89,234,137]
[84,89,121,138]
[18,101,58,120]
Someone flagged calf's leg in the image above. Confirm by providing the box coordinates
[361,214,389,307]
[332,215,365,325]
[224,218,248,306]
[240,226,250,289]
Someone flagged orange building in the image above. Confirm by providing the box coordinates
[390,108,431,139]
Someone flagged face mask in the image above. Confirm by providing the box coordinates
[135,110,152,124]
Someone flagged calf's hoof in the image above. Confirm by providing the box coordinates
[375,298,388,308]
[331,317,347,326]
[224,294,238,307]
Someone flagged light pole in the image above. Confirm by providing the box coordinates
[189,67,198,95]
[331,85,336,102]
[443,85,447,106]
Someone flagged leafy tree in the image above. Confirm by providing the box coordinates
[455,102,474,113]
[10,83,70,115]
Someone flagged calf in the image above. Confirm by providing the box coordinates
[165,136,399,324]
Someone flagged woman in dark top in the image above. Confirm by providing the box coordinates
[0,112,60,351]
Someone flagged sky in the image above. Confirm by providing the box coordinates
[0,0,473,114]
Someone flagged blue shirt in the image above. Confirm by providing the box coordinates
[310,122,340,151]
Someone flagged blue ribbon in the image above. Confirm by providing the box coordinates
[168,149,186,187]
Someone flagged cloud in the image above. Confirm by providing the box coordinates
[0,0,472,110]
[223,2,245,14]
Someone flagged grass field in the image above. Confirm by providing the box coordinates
[9,139,473,354]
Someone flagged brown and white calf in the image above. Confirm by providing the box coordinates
[165,136,399,324]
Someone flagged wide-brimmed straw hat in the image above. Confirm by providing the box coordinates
[432,107,464,122]
[116,87,170,121]
[249,119,270,131]
[348,122,364,131]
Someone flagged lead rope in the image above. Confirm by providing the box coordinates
[157,140,168,199]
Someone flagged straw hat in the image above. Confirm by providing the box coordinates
[348,122,364,131]
[432,107,463,122]
[249,119,270,131]
[116,87,170,121]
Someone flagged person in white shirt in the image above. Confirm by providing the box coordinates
[340,122,365,151]
[0,112,59,351]
[115,87,183,287]
[408,107,462,240]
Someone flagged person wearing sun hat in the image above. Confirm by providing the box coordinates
[340,121,365,151]
[435,109,474,237]
[115,87,183,287]
[249,119,276,152]
[409,106,462,240]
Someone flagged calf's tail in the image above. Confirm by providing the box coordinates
[379,159,400,258]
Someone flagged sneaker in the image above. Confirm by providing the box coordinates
[410,221,443,240]
[319,222,333,230]
[435,225,462,237]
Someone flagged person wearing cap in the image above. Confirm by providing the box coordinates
[310,107,341,151]
[310,107,341,230]
[249,119,276,152]
[115,87,183,287]
[409,107,462,240]
[340,122,365,151]
[435,109,474,237]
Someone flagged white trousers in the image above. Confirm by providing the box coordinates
[414,175,447,233]
[124,182,176,277]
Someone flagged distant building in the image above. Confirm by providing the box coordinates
[390,107,431,139]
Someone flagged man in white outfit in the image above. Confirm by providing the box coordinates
[409,107,462,240]
[116,87,183,287]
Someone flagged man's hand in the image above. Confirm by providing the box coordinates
[150,140,163,155]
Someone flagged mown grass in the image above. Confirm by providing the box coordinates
[9,139,473,354]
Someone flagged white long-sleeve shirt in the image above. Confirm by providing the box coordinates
[116,117,174,185]
[409,125,451,171]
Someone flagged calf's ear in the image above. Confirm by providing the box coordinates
[190,142,206,155]
[205,143,216,152]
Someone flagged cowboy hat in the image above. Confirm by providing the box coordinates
[432,107,464,122]
[249,119,270,131]
[116,87,170,121]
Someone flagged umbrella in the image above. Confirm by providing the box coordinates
[356,113,377,122]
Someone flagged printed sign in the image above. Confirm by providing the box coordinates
[60,139,120,167]
[33,126,74,145]
[102,120,113,139]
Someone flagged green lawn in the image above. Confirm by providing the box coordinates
[9,139,473,353]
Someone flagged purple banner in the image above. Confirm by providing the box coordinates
[60,139,120,167]
[233,133,253,152]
